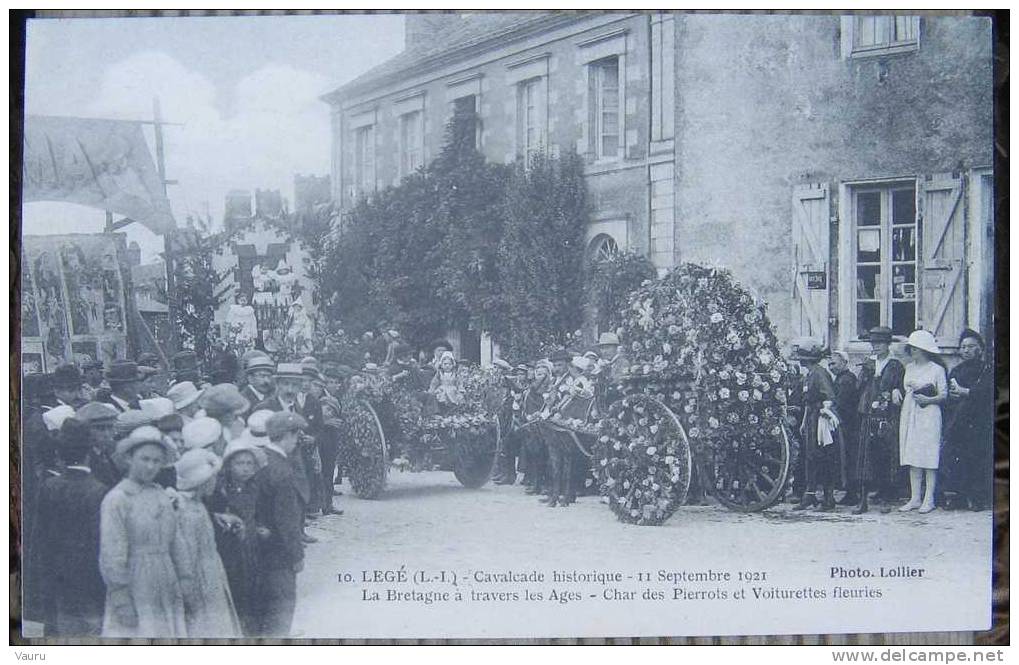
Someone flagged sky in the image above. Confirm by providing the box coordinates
[21,14,405,261]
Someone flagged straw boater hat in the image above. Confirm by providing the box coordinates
[76,401,118,425]
[198,383,251,418]
[597,332,620,347]
[42,405,77,432]
[275,363,305,380]
[182,417,223,450]
[174,448,222,491]
[114,410,154,439]
[114,425,173,458]
[140,397,175,422]
[245,354,275,374]
[905,329,941,355]
[166,381,203,411]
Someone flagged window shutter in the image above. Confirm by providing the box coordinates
[791,183,831,343]
[919,173,967,351]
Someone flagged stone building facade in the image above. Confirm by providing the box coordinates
[322,12,993,356]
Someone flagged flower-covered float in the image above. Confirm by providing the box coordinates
[338,363,507,498]
[594,263,794,524]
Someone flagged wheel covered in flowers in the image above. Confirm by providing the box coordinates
[614,263,794,513]
[420,413,499,488]
[339,398,389,499]
[594,393,693,525]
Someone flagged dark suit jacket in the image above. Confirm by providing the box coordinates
[254,448,305,570]
[240,384,272,418]
[99,394,141,413]
[252,395,322,505]
[33,468,108,629]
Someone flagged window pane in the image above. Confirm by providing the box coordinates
[857,302,881,337]
[601,134,618,158]
[856,265,881,300]
[856,192,881,226]
[892,264,916,300]
[856,16,878,46]
[894,16,916,42]
[857,228,881,262]
[891,301,916,336]
[892,227,915,261]
[892,187,915,225]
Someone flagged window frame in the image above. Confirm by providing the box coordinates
[516,76,546,162]
[843,178,921,342]
[398,109,424,177]
[588,55,621,161]
[353,123,375,195]
[843,15,921,58]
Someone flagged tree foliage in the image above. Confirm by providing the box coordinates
[316,108,590,357]
[586,251,658,335]
[168,217,231,365]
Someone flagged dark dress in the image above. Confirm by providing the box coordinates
[252,447,305,637]
[856,356,905,499]
[831,368,859,491]
[209,475,262,636]
[34,467,109,636]
[940,359,994,508]
[800,364,843,489]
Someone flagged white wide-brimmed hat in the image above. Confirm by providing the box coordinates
[182,416,223,450]
[175,448,223,491]
[905,329,941,355]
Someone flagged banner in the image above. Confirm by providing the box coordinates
[22,115,176,234]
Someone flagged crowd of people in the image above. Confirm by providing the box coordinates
[784,326,994,515]
[19,322,993,638]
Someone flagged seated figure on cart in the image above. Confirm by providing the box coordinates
[428,351,464,414]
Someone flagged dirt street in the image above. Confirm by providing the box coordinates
[294,470,992,639]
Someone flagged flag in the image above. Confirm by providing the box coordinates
[23,115,176,234]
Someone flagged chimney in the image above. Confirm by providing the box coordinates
[405,12,461,50]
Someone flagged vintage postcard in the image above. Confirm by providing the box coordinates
[16,11,995,641]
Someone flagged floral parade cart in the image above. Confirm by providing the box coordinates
[592,263,795,525]
[337,366,505,499]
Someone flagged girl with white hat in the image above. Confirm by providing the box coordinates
[172,449,241,637]
[898,329,948,514]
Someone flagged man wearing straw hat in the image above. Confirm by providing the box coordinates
[240,353,276,416]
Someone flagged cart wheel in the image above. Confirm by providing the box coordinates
[700,421,792,512]
[600,394,693,525]
[345,400,389,500]
[453,419,498,488]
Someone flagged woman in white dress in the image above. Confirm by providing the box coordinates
[898,329,948,514]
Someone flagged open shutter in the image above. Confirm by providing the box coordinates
[791,183,831,343]
[919,173,967,351]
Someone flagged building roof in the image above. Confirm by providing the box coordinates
[322,12,583,105]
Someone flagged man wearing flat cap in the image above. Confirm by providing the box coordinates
[853,326,906,514]
[100,360,144,412]
[252,411,308,637]
[76,402,122,488]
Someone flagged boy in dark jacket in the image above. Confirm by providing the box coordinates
[252,412,307,637]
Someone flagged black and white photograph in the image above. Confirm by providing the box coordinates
[13,9,1002,644]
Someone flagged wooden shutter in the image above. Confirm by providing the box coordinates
[919,173,967,351]
[791,184,831,343]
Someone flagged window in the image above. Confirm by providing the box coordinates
[354,124,375,194]
[588,56,620,159]
[849,16,919,56]
[852,183,917,338]
[399,111,423,175]
[516,77,545,160]
[452,95,481,149]
[589,234,620,262]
